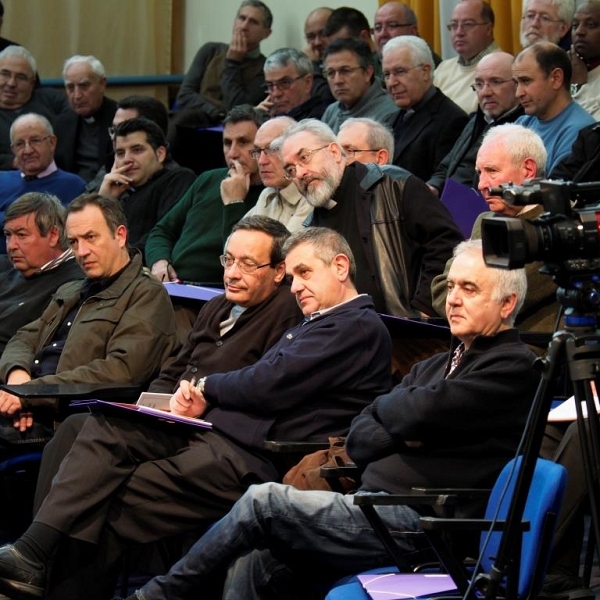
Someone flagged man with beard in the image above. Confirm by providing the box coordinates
[280,118,463,318]
[520,0,574,50]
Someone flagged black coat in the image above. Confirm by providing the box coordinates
[54,96,117,180]
[391,87,469,183]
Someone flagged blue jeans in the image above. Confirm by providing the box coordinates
[139,483,427,599]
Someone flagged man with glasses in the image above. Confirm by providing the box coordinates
[303,6,332,64]
[337,117,394,166]
[0,46,68,171]
[520,0,574,50]
[427,51,523,197]
[384,35,468,183]
[256,47,331,120]
[222,116,312,235]
[0,221,394,600]
[280,118,463,320]
[0,114,85,237]
[568,1,600,120]
[434,0,500,115]
[373,2,442,66]
[321,37,397,133]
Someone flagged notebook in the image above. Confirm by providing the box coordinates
[357,572,458,599]
[71,392,212,429]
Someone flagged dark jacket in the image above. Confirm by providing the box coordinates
[391,87,469,183]
[149,285,303,393]
[204,295,392,453]
[54,96,118,179]
[310,162,463,317]
[349,328,539,516]
[550,122,600,183]
[428,104,525,194]
[0,256,83,355]
[0,252,177,391]
[118,165,197,256]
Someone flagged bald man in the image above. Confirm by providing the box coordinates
[428,51,523,196]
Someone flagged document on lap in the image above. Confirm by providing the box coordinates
[70,392,212,429]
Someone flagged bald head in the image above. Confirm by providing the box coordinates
[474,52,518,118]
[373,2,418,55]
[254,116,296,189]
[305,7,333,60]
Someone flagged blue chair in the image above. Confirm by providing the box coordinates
[324,457,567,600]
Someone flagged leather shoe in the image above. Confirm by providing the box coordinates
[0,545,45,599]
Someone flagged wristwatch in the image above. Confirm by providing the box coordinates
[195,376,207,394]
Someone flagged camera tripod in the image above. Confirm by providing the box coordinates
[468,303,600,600]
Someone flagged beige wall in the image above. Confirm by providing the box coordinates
[182,1,379,70]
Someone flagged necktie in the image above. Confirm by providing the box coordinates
[447,343,465,377]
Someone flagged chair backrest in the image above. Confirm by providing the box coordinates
[480,456,567,597]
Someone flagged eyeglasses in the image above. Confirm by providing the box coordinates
[372,22,414,33]
[521,12,564,25]
[10,135,52,152]
[249,146,279,160]
[0,69,32,85]
[471,78,514,92]
[382,64,423,81]
[263,75,306,92]
[219,255,273,274]
[446,20,491,32]
[572,19,600,31]
[323,66,364,79]
[283,144,330,179]
[343,148,379,158]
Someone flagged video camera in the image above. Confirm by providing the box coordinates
[481,178,600,270]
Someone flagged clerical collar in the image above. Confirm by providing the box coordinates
[21,160,58,181]
[84,115,96,124]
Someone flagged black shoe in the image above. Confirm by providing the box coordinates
[538,574,595,600]
[0,545,45,599]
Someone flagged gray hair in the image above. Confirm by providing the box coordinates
[283,226,357,283]
[480,123,547,176]
[0,45,36,76]
[264,48,313,77]
[523,0,575,23]
[239,0,273,28]
[280,118,338,147]
[339,117,394,162]
[382,35,434,71]
[4,193,68,250]
[453,239,527,322]
[10,113,54,142]
[62,55,106,79]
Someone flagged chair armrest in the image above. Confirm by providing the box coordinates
[411,487,491,502]
[0,383,143,404]
[419,516,531,533]
[263,440,330,453]
[353,492,464,509]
